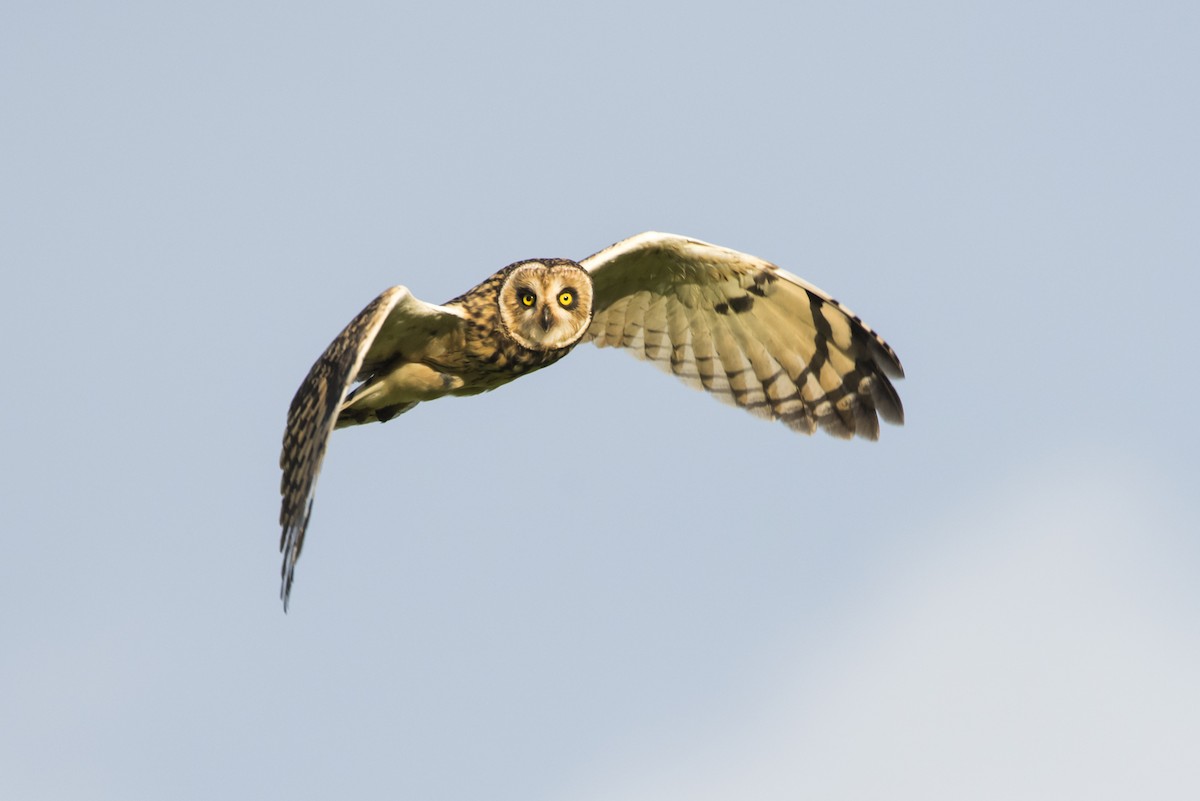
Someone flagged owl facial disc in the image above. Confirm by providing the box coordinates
[498,260,594,352]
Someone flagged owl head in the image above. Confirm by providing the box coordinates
[498,259,594,351]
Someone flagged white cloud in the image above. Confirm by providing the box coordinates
[571,455,1200,800]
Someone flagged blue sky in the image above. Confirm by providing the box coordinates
[2,2,1197,799]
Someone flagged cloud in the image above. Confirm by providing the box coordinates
[572,454,1200,800]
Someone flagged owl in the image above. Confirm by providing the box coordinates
[279,232,904,608]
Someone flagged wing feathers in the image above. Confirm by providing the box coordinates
[278,286,461,609]
[581,232,904,440]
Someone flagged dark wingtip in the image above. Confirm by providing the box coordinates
[874,376,905,426]
[871,337,905,380]
[278,498,312,613]
[280,559,293,613]
[280,543,295,613]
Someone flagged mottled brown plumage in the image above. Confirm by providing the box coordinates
[279,232,904,609]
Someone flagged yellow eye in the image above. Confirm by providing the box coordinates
[520,292,536,307]
[558,291,574,307]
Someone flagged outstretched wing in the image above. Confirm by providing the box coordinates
[279,286,462,609]
[581,232,904,439]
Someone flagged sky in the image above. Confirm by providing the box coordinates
[2,2,1198,799]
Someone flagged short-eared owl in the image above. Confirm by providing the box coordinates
[279,232,904,608]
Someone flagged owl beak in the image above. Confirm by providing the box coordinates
[540,305,553,331]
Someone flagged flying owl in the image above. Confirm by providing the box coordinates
[279,232,904,608]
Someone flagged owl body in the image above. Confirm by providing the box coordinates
[336,259,592,427]
[279,232,905,608]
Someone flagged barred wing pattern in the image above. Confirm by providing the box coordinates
[581,232,904,439]
[278,286,462,608]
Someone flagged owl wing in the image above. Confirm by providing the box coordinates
[580,231,904,439]
[279,286,463,609]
